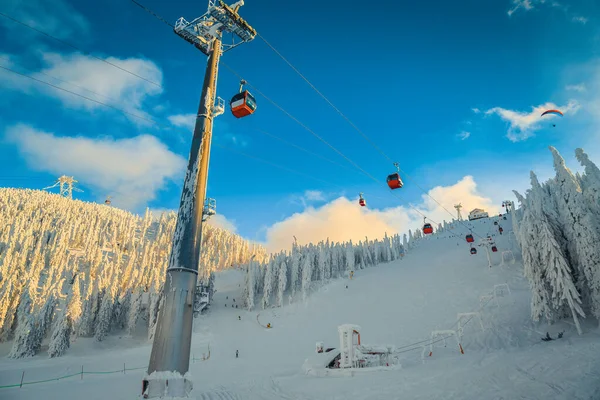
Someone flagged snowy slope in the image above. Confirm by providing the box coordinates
[2,214,599,399]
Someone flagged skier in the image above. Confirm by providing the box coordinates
[238,315,241,320]
[236,350,239,358]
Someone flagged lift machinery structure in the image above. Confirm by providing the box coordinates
[142,1,256,398]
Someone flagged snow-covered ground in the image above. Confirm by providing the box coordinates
[1,214,599,399]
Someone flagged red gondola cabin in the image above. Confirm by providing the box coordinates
[470,248,477,255]
[230,90,257,118]
[386,173,403,190]
[491,246,497,252]
[466,234,474,243]
[423,223,433,234]
[359,198,366,207]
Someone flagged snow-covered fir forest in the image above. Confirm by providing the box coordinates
[512,146,600,334]
[0,189,268,359]
[241,226,430,310]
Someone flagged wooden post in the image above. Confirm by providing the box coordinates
[19,371,25,388]
[81,365,83,380]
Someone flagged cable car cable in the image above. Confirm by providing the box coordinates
[256,33,486,237]
[220,63,380,183]
[124,0,441,225]
[220,62,439,225]
[256,33,393,164]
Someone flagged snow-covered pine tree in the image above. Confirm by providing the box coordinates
[575,148,600,219]
[262,257,275,309]
[276,255,288,307]
[549,146,600,320]
[522,171,585,334]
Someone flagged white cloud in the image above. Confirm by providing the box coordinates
[505,0,588,24]
[0,53,16,68]
[507,0,535,16]
[206,214,238,234]
[0,51,163,125]
[471,107,481,114]
[566,83,586,92]
[458,131,471,140]
[287,190,332,209]
[5,123,186,210]
[485,99,580,142]
[0,0,89,41]
[168,113,196,131]
[264,176,499,252]
[304,190,326,201]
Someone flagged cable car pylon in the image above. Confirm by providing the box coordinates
[143,1,256,398]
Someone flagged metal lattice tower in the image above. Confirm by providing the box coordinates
[502,200,514,213]
[143,1,256,398]
[43,175,83,199]
[454,203,463,221]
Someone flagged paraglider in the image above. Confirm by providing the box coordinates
[541,109,563,127]
[541,109,563,117]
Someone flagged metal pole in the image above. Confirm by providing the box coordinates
[144,38,222,398]
[484,243,492,268]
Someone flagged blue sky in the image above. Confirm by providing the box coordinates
[1,0,599,250]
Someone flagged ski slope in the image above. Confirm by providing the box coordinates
[1,214,599,399]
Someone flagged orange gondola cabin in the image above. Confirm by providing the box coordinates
[423,223,433,234]
[387,173,403,190]
[466,234,474,243]
[230,80,257,118]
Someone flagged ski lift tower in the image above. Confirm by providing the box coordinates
[454,203,463,221]
[502,200,514,213]
[143,1,256,398]
[43,175,83,199]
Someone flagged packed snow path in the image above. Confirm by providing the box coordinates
[1,215,599,399]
